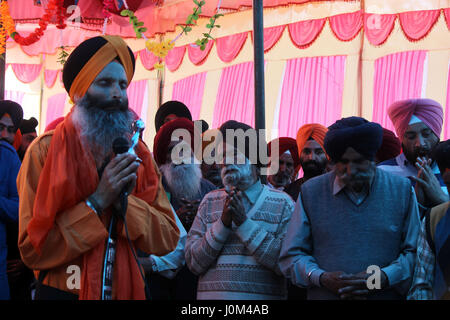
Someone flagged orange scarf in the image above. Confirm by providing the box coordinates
[27,110,159,299]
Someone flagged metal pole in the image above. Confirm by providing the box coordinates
[253,0,265,132]
[0,50,5,101]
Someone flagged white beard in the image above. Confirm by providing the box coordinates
[72,103,133,167]
[160,162,203,200]
[221,161,254,190]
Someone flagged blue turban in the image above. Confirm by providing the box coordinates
[324,117,383,162]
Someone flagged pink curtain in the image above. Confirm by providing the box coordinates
[329,10,363,41]
[44,69,59,88]
[364,13,397,46]
[4,90,25,105]
[372,50,427,133]
[278,55,346,138]
[288,18,326,49]
[10,64,42,83]
[188,40,214,65]
[399,10,441,41]
[139,49,158,70]
[127,80,148,117]
[216,32,248,63]
[250,25,286,52]
[213,62,255,128]
[165,46,186,72]
[46,93,67,128]
[172,72,207,120]
[445,65,450,140]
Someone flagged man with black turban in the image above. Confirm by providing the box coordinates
[154,100,192,132]
[0,101,22,300]
[280,116,420,300]
[0,100,23,148]
[16,36,179,300]
[17,117,38,161]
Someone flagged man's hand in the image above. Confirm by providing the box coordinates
[222,188,236,228]
[319,271,349,296]
[338,270,389,300]
[138,256,155,273]
[7,259,28,283]
[230,191,246,226]
[177,199,200,229]
[412,157,448,207]
[90,153,140,211]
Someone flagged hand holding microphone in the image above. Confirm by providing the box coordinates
[89,137,140,216]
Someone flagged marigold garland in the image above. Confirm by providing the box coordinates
[0,0,66,46]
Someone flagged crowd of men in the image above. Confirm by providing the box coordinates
[0,35,449,300]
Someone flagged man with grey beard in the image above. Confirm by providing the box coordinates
[185,121,295,300]
[16,36,179,300]
[149,117,216,300]
[279,117,420,300]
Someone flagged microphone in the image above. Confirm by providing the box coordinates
[112,137,130,220]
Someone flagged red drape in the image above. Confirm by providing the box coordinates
[372,50,427,133]
[165,45,186,72]
[399,9,441,42]
[188,41,214,66]
[329,10,363,41]
[138,49,158,71]
[172,72,207,121]
[10,63,42,83]
[364,13,397,46]
[216,32,248,63]
[288,18,327,49]
[277,55,346,138]
[212,61,255,128]
[44,69,59,88]
[250,25,286,52]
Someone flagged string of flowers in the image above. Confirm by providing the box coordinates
[0,21,6,57]
[0,0,66,46]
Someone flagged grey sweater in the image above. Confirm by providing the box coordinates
[279,169,420,300]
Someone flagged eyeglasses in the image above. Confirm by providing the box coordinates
[0,123,16,134]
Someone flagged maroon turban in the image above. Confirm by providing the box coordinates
[376,128,402,163]
[153,118,197,166]
[44,117,65,132]
[268,137,301,174]
[387,98,443,139]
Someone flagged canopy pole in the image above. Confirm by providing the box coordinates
[0,50,5,101]
[253,0,265,133]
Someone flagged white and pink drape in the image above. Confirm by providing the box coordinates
[4,90,25,105]
[277,55,347,138]
[372,50,427,133]
[127,79,148,117]
[46,93,67,128]
[445,64,450,140]
[10,63,42,83]
[172,72,207,120]
[212,61,256,128]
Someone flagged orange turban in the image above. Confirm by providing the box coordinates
[296,124,328,155]
[62,35,135,102]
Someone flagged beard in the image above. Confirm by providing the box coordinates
[270,170,292,187]
[221,161,254,190]
[402,143,432,164]
[301,160,327,177]
[160,162,203,201]
[72,93,133,167]
[336,163,376,192]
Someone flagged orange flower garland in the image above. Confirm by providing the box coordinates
[0,0,66,46]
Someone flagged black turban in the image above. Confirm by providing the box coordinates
[324,117,383,162]
[0,100,23,131]
[432,140,450,172]
[155,100,192,132]
[20,117,39,134]
[62,35,135,101]
[219,120,267,168]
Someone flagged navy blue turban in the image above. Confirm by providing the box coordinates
[324,117,383,162]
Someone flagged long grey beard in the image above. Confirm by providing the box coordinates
[160,162,203,201]
[72,104,134,166]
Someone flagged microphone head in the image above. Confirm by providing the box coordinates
[113,137,130,155]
